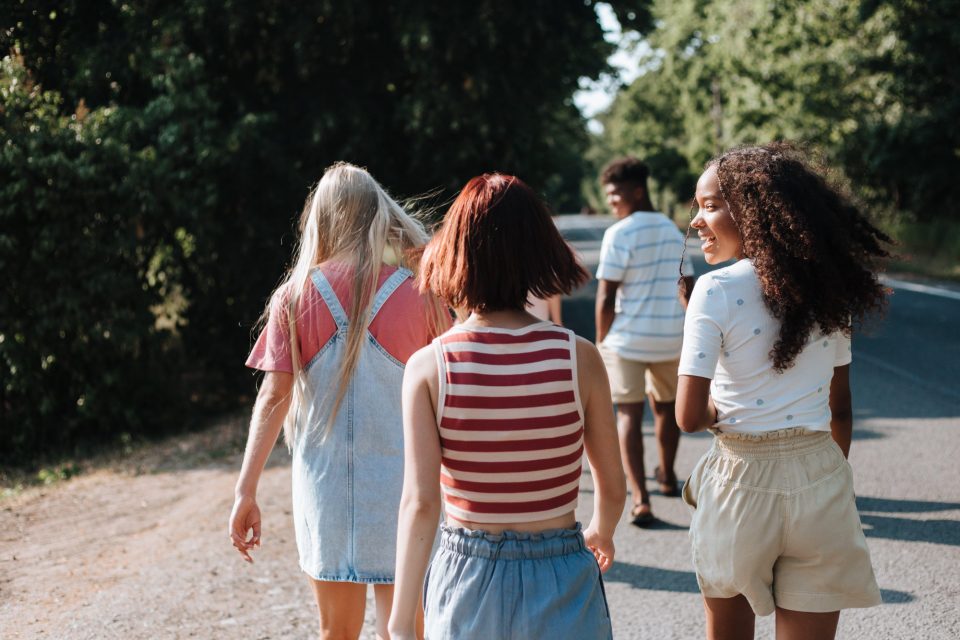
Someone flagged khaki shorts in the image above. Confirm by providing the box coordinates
[598,345,678,404]
[682,427,882,616]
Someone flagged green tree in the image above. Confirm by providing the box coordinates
[0,53,197,460]
[839,0,960,221]
[1,1,622,464]
[593,0,960,223]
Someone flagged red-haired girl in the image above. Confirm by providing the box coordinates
[389,174,626,640]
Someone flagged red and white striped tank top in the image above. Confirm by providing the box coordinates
[433,321,585,523]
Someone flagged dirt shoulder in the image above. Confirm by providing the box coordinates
[1,414,379,639]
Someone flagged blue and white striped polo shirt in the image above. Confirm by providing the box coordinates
[596,211,692,362]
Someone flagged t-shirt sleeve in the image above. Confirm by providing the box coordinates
[245,291,294,373]
[678,276,727,378]
[596,226,628,282]
[833,331,852,367]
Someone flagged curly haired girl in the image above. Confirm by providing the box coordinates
[676,144,888,639]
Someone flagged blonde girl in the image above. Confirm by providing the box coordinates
[229,163,447,639]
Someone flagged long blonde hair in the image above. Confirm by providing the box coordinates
[266,162,445,446]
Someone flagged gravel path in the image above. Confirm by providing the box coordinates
[3,400,958,639]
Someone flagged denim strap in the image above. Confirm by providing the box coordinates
[368,267,412,320]
[310,268,349,331]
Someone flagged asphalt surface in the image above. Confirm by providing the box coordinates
[8,216,955,639]
[560,216,960,639]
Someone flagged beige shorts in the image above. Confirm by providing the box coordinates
[598,345,678,404]
[682,427,882,616]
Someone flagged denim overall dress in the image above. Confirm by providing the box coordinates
[291,266,412,583]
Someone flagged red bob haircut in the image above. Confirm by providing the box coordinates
[419,173,589,312]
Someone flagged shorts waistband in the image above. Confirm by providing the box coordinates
[708,427,834,459]
[438,523,585,560]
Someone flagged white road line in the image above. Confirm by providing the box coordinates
[854,350,960,402]
[880,277,960,301]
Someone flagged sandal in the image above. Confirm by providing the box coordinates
[630,503,655,527]
[655,466,679,497]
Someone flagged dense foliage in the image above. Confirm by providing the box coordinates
[592,0,960,225]
[7,0,954,466]
[1,0,623,466]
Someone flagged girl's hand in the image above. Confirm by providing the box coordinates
[583,524,615,572]
[229,494,262,563]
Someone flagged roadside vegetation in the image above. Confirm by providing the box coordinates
[586,0,959,274]
[3,0,956,474]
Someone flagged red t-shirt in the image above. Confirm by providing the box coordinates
[246,262,446,372]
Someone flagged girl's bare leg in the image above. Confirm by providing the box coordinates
[373,583,423,639]
[309,579,367,639]
[775,607,839,640]
[704,594,755,640]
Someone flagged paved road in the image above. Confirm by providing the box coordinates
[8,217,954,639]
[562,219,960,639]
[141,222,957,639]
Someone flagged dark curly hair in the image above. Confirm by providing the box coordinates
[600,156,649,186]
[710,143,891,372]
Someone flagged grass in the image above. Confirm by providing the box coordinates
[883,218,960,282]
[0,410,253,505]
[0,462,83,503]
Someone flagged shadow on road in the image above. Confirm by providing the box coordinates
[633,518,687,532]
[850,427,886,442]
[851,395,959,420]
[879,588,916,604]
[856,496,960,513]
[605,564,917,605]
[849,350,959,420]
[604,561,700,593]
[860,514,960,546]
[856,495,960,546]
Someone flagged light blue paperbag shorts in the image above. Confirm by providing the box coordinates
[423,523,613,640]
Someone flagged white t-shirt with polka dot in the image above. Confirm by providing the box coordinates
[679,259,852,433]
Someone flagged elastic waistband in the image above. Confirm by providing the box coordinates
[709,427,834,459]
[438,523,585,560]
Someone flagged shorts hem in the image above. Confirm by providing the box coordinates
[611,392,649,405]
[600,346,678,403]
[774,589,883,613]
[618,391,677,404]
[699,585,775,616]
[301,565,395,584]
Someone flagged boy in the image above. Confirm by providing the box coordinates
[595,157,693,526]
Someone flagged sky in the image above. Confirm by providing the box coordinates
[573,3,650,134]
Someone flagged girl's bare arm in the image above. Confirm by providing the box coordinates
[829,365,853,458]
[229,371,292,562]
[389,346,442,639]
[676,375,717,433]
[577,337,626,571]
